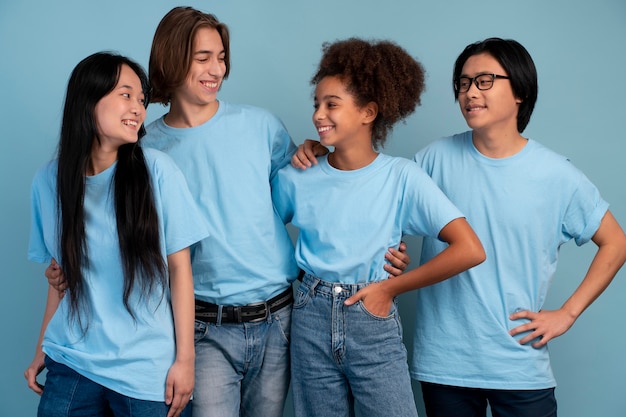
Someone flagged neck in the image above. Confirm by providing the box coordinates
[472,127,527,159]
[165,99,219,128]
[88,144,118,176]
[328,146,378,171]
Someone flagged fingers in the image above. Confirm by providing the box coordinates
[164,364,194,417]
[384,247,410,278]
[166,387,191,417]
[291,139,328,169]
[45,259,68,295]
[291,150,310,170]
[24,366,44,395]
[291,142,318,170]
[165,377,174,406]
[383,263,402,278]
[508,310,553,347]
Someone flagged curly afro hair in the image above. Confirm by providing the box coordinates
[312,38,425,149]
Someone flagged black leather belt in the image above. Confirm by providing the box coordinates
[195,287,293,323]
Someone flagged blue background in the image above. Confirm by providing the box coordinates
[1,1,625,416]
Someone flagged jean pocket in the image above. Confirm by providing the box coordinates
[194,320,209,344]
[357,300,396,320]
[273,305,292,344]
[292,285,311,310]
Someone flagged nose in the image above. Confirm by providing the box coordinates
[208,57,225,77]
[465,78,481,96]
[131,101,146,119]
[313,108,324,123]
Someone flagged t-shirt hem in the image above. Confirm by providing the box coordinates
[411,371,557,390]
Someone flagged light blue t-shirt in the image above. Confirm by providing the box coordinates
[28,148,209,401]
[412,131,608,389]
[271,153,463,283]
[143,101,299,305]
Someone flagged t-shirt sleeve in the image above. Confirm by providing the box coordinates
[150,151,211,255]
[268,115,297,181]
[562,168,609,246]
[28,164,55,264]
[270,165,296,225]
[401,163,464,240]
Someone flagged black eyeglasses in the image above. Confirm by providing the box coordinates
[455,73,510,93]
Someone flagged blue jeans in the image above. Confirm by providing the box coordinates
[291,275,418,417]
[420,382,557,417]
[193,302,292,417]
[38,357,190,417]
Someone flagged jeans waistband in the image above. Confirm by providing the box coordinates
[195,287,293,324]
[301,273,371,298]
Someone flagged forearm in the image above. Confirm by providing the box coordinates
[36,286,62,352]
[561,210,626,318]
[168,249,195,363]
[380,218,485,297]
[561,240,626,319]
[382,240,482,297]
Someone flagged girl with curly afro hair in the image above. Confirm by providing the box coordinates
[271,38,485,417]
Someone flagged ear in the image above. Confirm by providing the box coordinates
[362,101,378,124]
[515,96,523,104]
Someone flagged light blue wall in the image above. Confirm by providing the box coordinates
[1,1,625,416]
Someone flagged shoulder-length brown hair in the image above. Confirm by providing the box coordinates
[149,6,231,105]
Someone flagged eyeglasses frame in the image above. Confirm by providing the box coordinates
[455,73,510,93]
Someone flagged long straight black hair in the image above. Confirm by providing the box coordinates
[57,52,166,328]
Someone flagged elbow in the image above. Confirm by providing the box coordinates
[473,246,487,268]
[619,233,626,266]
[468,237,486,268]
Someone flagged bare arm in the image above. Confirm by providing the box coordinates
[509,210,626,347]
[345,217,486,316]
[165,248,195,417]
[24,285,62,394]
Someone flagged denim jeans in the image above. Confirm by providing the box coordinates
[420,382,557,417]
[38,356,190,417]
[193,302,292,417]
[291,275,418,417]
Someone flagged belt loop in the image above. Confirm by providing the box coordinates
[307,274,321,295]
[264,300,272,324]
[350,283,359,296]
[216,305,223,327]
[234,306,242,323]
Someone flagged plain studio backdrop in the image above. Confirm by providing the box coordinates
[1,1,625,416]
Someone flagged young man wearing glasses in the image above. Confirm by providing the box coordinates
[293,37,626,417]
[411,38,626,417]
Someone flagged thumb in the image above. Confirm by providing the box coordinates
[165,375,174,405]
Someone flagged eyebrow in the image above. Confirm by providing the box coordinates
[194,49,225,55]
[316,94,343,101]
[459,71,494,78]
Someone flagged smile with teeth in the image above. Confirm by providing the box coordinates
[466,105,485,112]
[122,120,138,127]
[317,126,333,134]
[201,81,219,89]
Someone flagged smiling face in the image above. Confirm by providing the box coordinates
[312,75,374,151]
[458,52,522,137]
[94,64,146,150]
[172,27,226,110]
